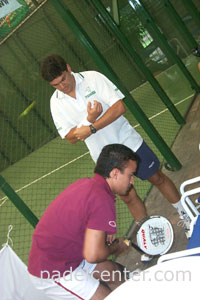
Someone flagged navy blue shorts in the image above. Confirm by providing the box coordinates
[135,141,160,180]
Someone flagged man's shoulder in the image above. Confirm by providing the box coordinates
[79,71,107,90]
[50,89,58,103]
[80,70,103,80]
[69,175,111,197]
[50,90,65,110]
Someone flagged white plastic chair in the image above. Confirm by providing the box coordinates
[157,246,200,263]
[157,176,200,263]
[180,176,200,221]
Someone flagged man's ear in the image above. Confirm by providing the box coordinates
[109,168,119,179]
[66,64,72,73]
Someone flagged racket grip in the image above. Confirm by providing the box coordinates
[124,239,145,254]
[123,239,131,246]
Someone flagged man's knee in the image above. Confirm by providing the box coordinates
[148,170,165,186]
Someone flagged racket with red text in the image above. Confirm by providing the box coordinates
[124,215,174,256]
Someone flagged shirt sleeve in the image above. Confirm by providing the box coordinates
[50,93,76,139]
[86,193,117,235]
[77,117,91,128]
[92,71,125,106]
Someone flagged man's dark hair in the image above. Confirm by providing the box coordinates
[40,54,67,82]
[94,144,140,178]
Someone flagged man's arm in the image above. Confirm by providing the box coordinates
[92,99,126,131]
[65,127,82,144]
[66,100,126,143]
[83,228,128,263]
[65,99,103,144]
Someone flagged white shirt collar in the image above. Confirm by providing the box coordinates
[56,72,84,99]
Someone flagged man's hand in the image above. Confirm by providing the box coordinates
[87,100,103,123]
[109,238,129,257]
[84,229,129,263]
[106,234,116,245]
[74,126,91,141]
[65,100,125,144]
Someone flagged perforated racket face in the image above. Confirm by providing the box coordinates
[136,216,174,255]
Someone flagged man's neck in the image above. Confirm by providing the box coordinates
[66,90,76,99]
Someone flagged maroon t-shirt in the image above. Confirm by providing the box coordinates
[28,174,116,278]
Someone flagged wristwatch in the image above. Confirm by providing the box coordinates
[89,124,97,134]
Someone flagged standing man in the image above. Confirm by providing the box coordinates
[40,54,190,236]
[28,144,138,300]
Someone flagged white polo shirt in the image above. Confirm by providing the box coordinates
[50,71,143,162]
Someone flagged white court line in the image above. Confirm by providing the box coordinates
[133,94,194,128]
[0,93,194,205]
[0,151,89,205]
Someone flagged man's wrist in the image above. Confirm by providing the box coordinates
[89,124,97,134]
[107,243,118,256]
[87,116,96,124]
[107,239,119,255]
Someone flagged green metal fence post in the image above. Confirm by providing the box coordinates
[0,175,39,228]
[89,0,185,125]
[130,0,200,93]
[189,0,200,26]
[163,0,197,49]
[49,0,182,170]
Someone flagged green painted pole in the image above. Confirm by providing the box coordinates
[90,0,185,125]
[130,0,200,93]
[0,175,39,228]
[163,0,197,49]
[183,0,200,30]
[49,0,182,170]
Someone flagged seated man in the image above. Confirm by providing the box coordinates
[28,143,139,300]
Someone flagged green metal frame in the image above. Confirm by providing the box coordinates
[0,175,39,228]
[163,0,197,49]
[89,0,185,125]
[130,0,200,93]
[188,0,200,26]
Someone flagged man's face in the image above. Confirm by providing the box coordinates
[49,65,75,95]
[114,160,137,195]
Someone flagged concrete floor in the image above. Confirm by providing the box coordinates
[116,93,200,272]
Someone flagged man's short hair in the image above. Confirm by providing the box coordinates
[94,144,140,178]
[40,54,67,82]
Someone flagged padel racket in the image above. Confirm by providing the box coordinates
[125,215,174,256]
